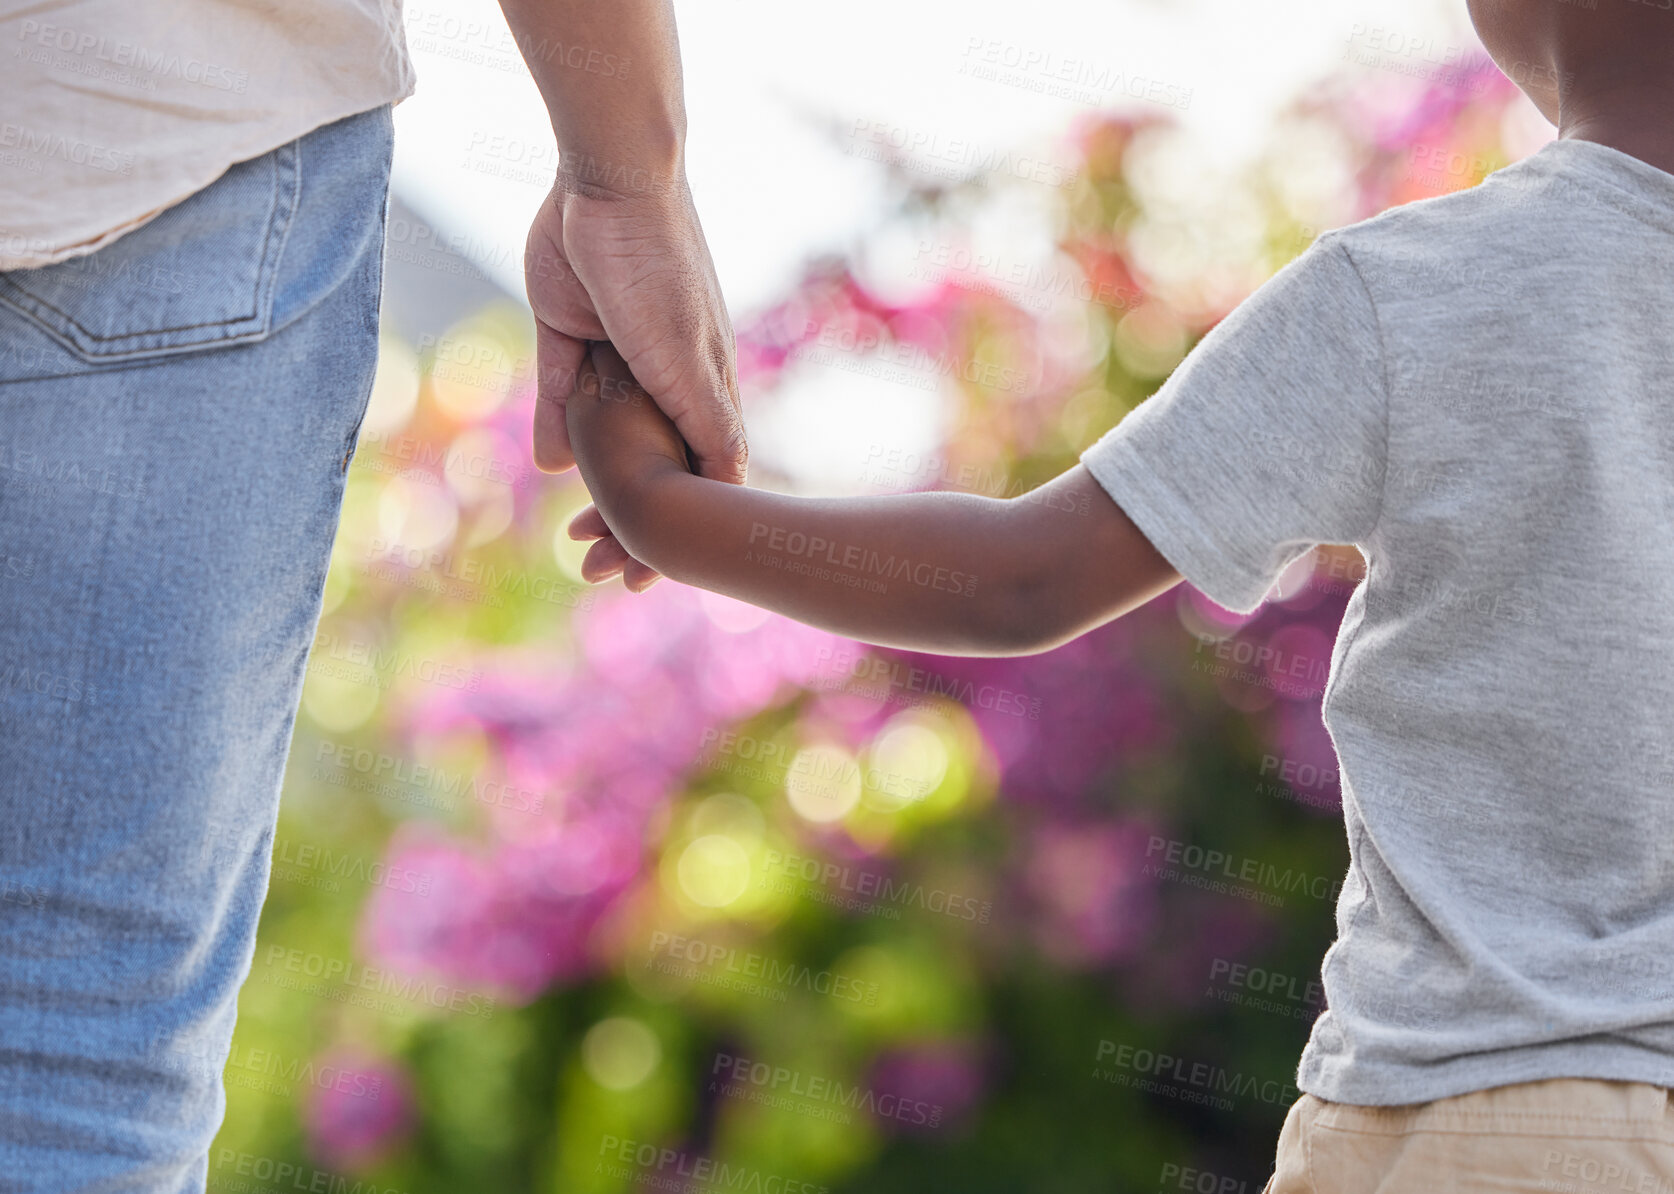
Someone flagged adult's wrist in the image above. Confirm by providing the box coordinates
[550,109,687,203]
[553,146,687,204]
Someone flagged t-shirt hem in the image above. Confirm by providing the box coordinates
[1297,1045,1674,1107]
[0,89,412,272]
[1079,431,1273,615]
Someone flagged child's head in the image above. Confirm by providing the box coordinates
[1467,0,1674,127]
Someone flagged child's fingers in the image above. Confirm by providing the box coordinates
[622,558,663,593]
[581,536,631,584]
[567,503,610,542]
[581,533,663,592]
[587,339,634,387]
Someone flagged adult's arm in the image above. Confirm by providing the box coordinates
[497,0,744,587]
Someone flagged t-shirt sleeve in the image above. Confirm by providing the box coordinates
[1079,233,1388,615]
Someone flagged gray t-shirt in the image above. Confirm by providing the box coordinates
[1081,137,1674,1106]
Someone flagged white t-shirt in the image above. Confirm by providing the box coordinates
[0,1,415,270]
[1082,137,1674,1105]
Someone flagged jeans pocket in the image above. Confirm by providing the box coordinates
[0,140,301,363]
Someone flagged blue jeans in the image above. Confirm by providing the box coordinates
[0,105,394,1193]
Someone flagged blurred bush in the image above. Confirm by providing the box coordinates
[212,50,1529,1194]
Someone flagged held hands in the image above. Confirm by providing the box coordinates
[565,341,693,591]
[524,173,746,586]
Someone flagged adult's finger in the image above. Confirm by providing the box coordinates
[611,308,746,487]
[661,371,749,488]
[533,321,585,474]
[557,187,748,487]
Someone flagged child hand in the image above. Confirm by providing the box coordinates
[565,340,693,591]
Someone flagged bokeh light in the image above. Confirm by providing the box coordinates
[228,12,1545,1190]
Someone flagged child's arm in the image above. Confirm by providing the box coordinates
[566,344,1182,657]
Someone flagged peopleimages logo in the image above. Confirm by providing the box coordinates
[709,1051,944,1127]
[313,740,545,814]
[760,850,992,924]
[366,538,594,610]
[0,661,95,705]
[268,837,433,897]
[261,946,496,1019]
[0,122,133,174]
[596,1135,829,1194]
[811,645,1044,719]
[213,1149,409,1194]
[311,631,482,692]
[15,20,251,93]
[647,932,880,1005]
[1094,1041,1300,1109]
[1143,835,1344,906]
[223,1044,386,1099]
[746,522,978,597]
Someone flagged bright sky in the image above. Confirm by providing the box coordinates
[392,0,1471,315]
[392,0,1500,489]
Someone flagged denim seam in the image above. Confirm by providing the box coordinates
[257,139,304,337]
[340,167,394,473]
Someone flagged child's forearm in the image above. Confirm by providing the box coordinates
[604,461,1178,657]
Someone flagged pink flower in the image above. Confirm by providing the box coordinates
[1020,818,1162,969]
[302,1049,415,1170]
[867,1041,986,1135]
[901,610,1174,811]
[361,820,631,1001]
[366,584,855,998]
[1261,693,1344,816]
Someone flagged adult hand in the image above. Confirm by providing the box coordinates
[525,172,744,589]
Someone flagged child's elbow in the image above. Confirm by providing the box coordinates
[970,578,1083,657]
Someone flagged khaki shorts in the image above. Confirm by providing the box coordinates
[1264,1078,1674,1193]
